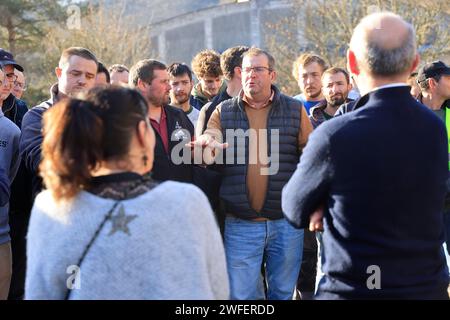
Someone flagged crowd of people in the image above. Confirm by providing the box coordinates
[0,11,449,300]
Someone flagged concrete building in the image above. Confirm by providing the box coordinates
[119,0,297,65]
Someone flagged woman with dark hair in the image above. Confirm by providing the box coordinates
[25,86,228,300]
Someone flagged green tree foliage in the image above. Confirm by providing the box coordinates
[0,0,63,54]
[266,0,450,96]
[0,0,152,107]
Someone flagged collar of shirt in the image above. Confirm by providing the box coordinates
[370,83,408,93]
[149,106,169,154]
[150,106,167,124]
[242,89,274,109]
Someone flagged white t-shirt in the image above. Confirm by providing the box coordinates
[186,106,200,128]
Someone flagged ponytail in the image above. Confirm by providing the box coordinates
[40,98,104,201]
[40,86,149,202]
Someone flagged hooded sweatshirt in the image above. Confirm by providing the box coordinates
[0,168,9,207]
[0,107,21,244]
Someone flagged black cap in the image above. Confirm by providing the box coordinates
[417,60,450,83]
[0,48,24,72]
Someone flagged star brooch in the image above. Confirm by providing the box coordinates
[108,205,137,236]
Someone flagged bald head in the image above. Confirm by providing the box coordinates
[350,12,416,77]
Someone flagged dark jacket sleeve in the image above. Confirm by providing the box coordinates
[282,126,333,228]
[19,107,45,174]
[0,168,10,207]
[445,175,450,212]
[15,99,29,129]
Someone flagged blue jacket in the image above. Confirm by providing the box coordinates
[282,86,449,299]
[20,84,59,200]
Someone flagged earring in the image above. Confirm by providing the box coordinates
[142,154,148,167]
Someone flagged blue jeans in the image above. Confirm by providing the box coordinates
[224,216,304,300]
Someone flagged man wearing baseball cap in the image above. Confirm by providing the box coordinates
[0,49,24,71]
[0,49,31,300]
[0,49,28,129]
[417,60,450,111]
[417,60,450,265]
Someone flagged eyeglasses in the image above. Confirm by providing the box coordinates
[242,66,272,74]
[14,81,27,91]
[5,73,18,82]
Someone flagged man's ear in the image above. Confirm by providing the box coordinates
[410,54,420,74]
[428,78,437,90]
[270,70,277,83]
[137,78,148,91]
[234,66,242,80]
[137,120,148,148]
[55,67,62,79]
[347,49,360,76]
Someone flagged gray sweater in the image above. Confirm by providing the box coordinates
[0,108,20,244]
[25,181,230,300]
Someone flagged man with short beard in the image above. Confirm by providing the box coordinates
[167,63,199,127]
[309,67,353,128]
[129,59,194,183]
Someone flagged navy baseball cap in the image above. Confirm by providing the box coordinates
[417,60,450,83]
[0,48,24,72]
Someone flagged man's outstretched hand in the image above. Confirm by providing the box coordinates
[186,135,229,165]
[186,135,228,150]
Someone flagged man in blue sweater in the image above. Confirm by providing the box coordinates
[282,12,449,299]
[0,65,21,299]
[0,169,9,207]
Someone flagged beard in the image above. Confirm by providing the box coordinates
[329,94,346,107]
[172,93,189,105]
[148,93,170,107]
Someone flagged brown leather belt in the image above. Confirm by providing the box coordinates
[251,217,269,222]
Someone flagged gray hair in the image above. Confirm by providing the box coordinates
[351,12,416,77]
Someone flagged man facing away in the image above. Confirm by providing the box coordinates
[282,12,449,299]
